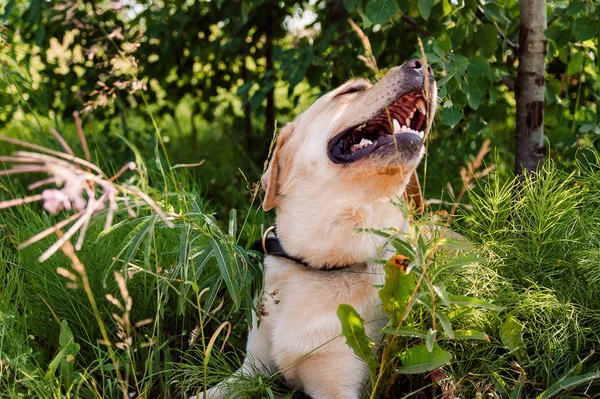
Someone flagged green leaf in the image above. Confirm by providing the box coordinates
[337,304,378,377]
[536,371,600,398]
[426,329,436,352]
[566,1,586,16]
[433,255,485,277]
[545,25,563,40]
[344,0,358,12]
[573,19,599,42]
[365,0,398,24]
[434,34,452,54]
[381,327,428,339]
[379,256,416,324]
[433,284,451,307]
[451,330,489,341]
[475,23,498,56]
[440,105,463,127]
[511,373,526,399]
[467,56,489,77]
[418,0,434,20]
[210,238,241,309]
[435,310,454,340]
[58,319,75,347]
[397,343,452,374]
[499,316,526,362]
[448,295,504,311]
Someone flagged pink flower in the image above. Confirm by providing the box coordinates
[42,189,71,215]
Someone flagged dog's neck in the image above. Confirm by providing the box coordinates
[274,186,409,269]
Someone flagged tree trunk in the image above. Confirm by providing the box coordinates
[265,7,275,139]
[514,0,547,177]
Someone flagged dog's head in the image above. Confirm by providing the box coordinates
[262,59,437,212]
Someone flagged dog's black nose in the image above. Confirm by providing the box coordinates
[404,58,434,78]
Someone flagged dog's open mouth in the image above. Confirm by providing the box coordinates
[328,92,429,164]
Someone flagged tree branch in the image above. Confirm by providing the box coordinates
[501,76,515,91]
[401,16,430,37]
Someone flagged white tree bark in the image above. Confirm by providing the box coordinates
[515,0,547,176]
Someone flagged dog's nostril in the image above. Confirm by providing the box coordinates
[404,58,434,78]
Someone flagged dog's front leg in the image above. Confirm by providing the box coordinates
[191,313,273,399]
[284,349,367,399]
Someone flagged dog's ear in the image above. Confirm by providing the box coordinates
[261,123,294,211]
[404,171,424,214]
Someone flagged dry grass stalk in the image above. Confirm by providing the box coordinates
[0,128,174,262]
[348,18,380,77]
[448,139,495,222]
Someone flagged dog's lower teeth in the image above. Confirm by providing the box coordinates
[350,138,373,153]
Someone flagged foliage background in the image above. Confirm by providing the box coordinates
[0,0,599,398]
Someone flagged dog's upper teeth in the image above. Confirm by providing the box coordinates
[405,118,411,127]
[358,138,373,147]
[393,119,401,134]
[355,123,366,131]
[416,99,427,115]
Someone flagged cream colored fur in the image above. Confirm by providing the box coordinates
[195,63,437,399]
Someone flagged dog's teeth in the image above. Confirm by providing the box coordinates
[401,125,407,132]
[416,99,427,115]
[409,111,415,119]
[393,119,401,133]
[405,118,411,127]
[356,123,366,131]
[358,138,373,146]
[417,131,424,139]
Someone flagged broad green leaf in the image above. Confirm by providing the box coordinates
[452,330,489,341]
[573,20,599,42]
[365,0,398,25]
[475,23,499,56]
[397,343,452,374]
[435,310,454,340]
[536,371,600,398]
[467,80,484,110]
[545,25,563,40]
[433,284,451,307]
[337,304,378,377]
[58,319,75,347]
[418,0,434,20]
[448,295,504,311]
[426,329,436,352]
[566,1,586,16]
[343,0,358,12]
[467,56,489,77]
[434,34,452,54]
[567,51,585,75]
[499,316,526,362]
[381,327,428,339]
[440,105,463,127]
[379,255,416,324]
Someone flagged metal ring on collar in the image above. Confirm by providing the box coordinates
[261,225,276,254]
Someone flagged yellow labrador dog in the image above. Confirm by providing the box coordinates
[201,59,436,399]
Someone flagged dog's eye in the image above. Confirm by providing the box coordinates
[337,85,367,96]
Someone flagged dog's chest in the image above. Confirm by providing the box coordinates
[260,257,385,352]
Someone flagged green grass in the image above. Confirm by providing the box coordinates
[1,129,600,398]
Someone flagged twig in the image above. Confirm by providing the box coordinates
[401,16,430,37]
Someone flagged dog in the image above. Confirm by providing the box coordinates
[199,59,437,399]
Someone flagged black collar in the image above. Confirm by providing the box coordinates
[251,229,354,271]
